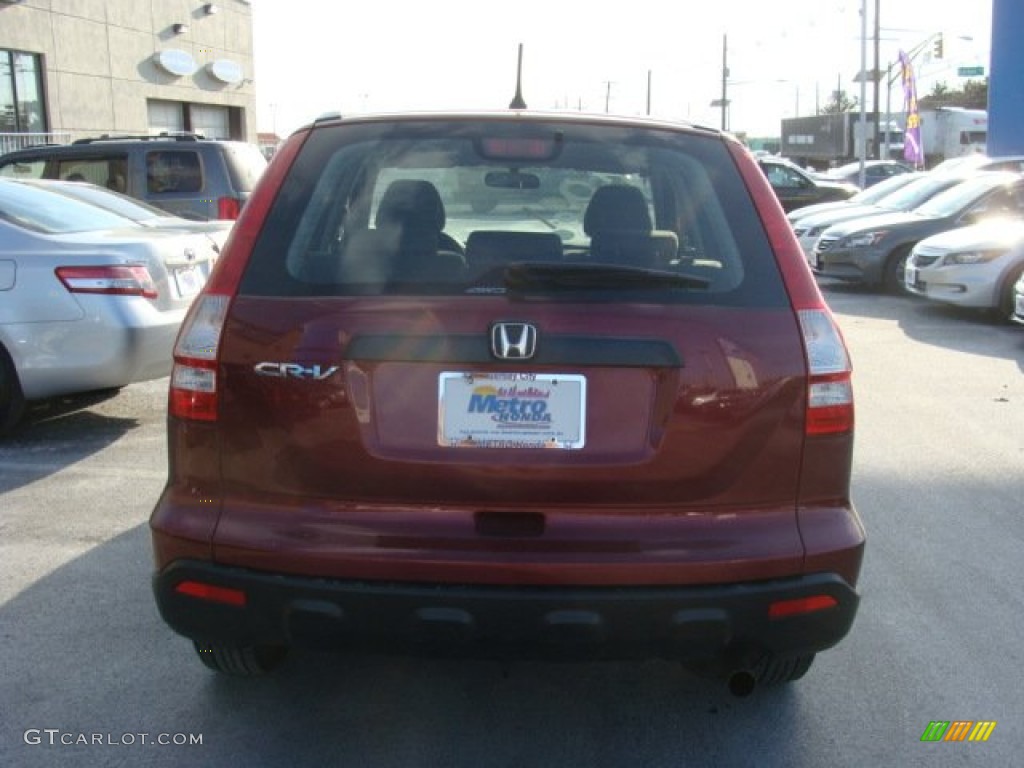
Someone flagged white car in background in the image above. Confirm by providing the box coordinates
[1012,270,1024,325]
[904,218,1024,323]
[0,178,219,435]
[931,153,1024,175]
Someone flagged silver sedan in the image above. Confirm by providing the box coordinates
[0,178,218,434]
[20,178,234,254]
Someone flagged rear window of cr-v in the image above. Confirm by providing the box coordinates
[238,118,790,307]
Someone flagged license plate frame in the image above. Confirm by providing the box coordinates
[172,264,203,299]
[438,372,586,449]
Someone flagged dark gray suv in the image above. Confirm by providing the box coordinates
[0,133,266,221]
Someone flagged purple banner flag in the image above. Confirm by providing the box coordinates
[899,50,924,168]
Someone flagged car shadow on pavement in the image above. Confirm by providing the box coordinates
[0,523,821,768]
[820,280,1024,371]
[0,393,141,495]
[22,387,124,420]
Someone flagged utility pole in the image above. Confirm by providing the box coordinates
[604,80,614,113]
[857,0,867,186]
[873,0,881,159]
[646,69,652,116]
[720,34,729,130]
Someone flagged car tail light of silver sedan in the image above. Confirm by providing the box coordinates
[55,265,158,299]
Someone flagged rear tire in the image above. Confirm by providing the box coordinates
[193,641,288,676]
[994,264,1024,323]
[0,345,26,437]
[753,653,816,686]
[883,247,913,294]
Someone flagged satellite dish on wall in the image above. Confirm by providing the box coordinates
[154,49,198,77]
[207,59,244,84]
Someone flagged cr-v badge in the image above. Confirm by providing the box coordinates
[254,362,339,380]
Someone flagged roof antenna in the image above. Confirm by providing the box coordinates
[509,43,527,109]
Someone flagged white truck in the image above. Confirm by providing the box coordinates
[912,107,987,168]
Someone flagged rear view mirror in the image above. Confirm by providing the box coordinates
[485,171,540,190]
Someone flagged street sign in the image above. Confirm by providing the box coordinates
[957,66,985,77]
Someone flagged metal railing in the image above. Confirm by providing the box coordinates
[0,131,73,154]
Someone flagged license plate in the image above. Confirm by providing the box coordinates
[438,372,586,449]
[809,250,820,269]
[172,265,203,298]
[1016,293,1024,318]
[905,266,918,287]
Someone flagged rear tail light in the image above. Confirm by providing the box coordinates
[798,309,854,435]
[56,265,157,299]
[170,294,229,421]
[169,128,309,423]
[217,196,241,220]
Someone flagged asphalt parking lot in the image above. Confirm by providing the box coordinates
[1,283,1022,768]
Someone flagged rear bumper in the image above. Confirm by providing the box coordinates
[153,560,859,664]
[14,303,182,399]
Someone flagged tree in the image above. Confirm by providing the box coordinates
[820,90,859,114]
[961,80,988,109]
[926,83,952,102]
[918,79,988,110]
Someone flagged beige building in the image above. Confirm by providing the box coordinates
[0,0,258,152]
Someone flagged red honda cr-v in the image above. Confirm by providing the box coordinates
[150,110,864,693]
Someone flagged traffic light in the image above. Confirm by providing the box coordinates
[933,35,944,59]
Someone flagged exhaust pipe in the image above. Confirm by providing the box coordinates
[727,669,757,697]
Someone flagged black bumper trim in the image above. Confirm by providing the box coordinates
[153,561,859,663]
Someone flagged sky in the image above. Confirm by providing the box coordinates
[249,0,993,139]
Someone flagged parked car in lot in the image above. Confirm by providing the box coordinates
[931,153,1024,175]
[793,171,974,261]
[786,170,925,226]
[757,156,859,212]
[0,178,218,435]
[1012,271,1024,324]
[813,171,1024,291]
[905,219,1024,322]
[150,109,865,693]
[818,159,914,188]
[14,178,233,254]
[0,133,266,221]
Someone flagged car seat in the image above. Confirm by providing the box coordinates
[373,179,465,282]
[583,185,677,268]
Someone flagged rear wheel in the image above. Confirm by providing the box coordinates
[993,264,1024,324]
[193,641,288,676]
[754,652,816,686]
[0,346,26,437]
[883,247,913,293]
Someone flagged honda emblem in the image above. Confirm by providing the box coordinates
[490,322,538,360]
